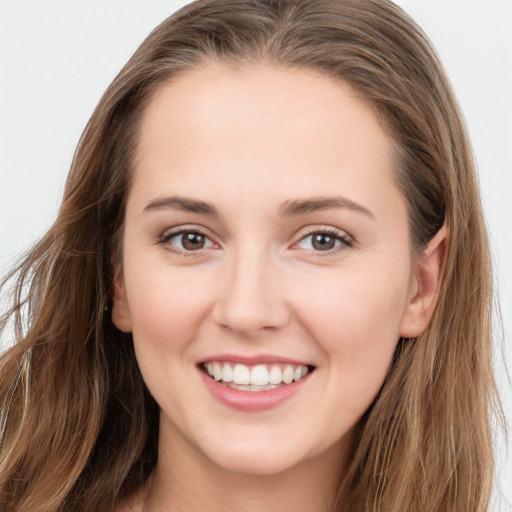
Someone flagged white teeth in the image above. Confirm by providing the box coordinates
[282,365,294,384]
[250,364,269,386]
[233,364,250,385]
[213,362,223,381]
[269,365,282,385]
[203,361,311,388]
[222,363,233,382]
[227,383,278,392]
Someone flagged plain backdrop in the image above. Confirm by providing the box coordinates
[0,0,511,508]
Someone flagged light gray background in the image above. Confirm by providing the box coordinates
[0,0,510,508]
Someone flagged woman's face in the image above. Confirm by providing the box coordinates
[113,64,434,476]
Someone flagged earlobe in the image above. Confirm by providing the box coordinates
[111,267,133,333]
[400,224,447,338]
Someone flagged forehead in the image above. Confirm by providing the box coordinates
[131,63,399,215]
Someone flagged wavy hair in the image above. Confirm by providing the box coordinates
[0,0,499,510]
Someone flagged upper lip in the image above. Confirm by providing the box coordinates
[197,353,314,367]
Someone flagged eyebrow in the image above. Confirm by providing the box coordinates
[279,196,374,218]
[143,194,374,219]
[143,196,218,216]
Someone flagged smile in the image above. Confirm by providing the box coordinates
[202,362,312,391]
[198,358,315,411]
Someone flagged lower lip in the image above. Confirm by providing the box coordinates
[199,370,311,412]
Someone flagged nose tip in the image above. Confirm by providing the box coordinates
[211,257,290,337]
[213,306,283,336]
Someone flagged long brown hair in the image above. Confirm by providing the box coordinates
[0,0,499,510]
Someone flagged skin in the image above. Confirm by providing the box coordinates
[113,63,445,511]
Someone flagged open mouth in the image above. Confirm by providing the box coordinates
[201,361,315,392]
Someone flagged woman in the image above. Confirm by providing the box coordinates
[0,0,501,510]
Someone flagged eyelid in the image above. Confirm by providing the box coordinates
[291,225,354,252]
[157,225,221,254]
[158,223,218,240]
[156,224,353,257]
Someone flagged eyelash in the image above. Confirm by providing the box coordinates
[158,228,217,257]
[293,228,353,255]
[157,227,353,256]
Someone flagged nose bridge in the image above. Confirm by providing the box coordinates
[213,242,288,335]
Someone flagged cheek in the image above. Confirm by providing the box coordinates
[121,262,219,412]
[123,260,215,352]
[292,261,411,380]
[300,273,406,341]
[291,267,410,432]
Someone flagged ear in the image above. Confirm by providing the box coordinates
[400,224,447,338]
[111,265,133,333]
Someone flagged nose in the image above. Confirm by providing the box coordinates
[212,248,290,338]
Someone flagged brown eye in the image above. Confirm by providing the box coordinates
[296,230,351,253]
[182,232,206,250]
[164,230,215,252]
[311,233,336,250]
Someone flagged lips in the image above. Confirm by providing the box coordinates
[198,356,315,411]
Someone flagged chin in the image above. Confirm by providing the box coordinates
[209,448,305,477]
[192,431,310,476]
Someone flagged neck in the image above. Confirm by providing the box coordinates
[142,417,354,512]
